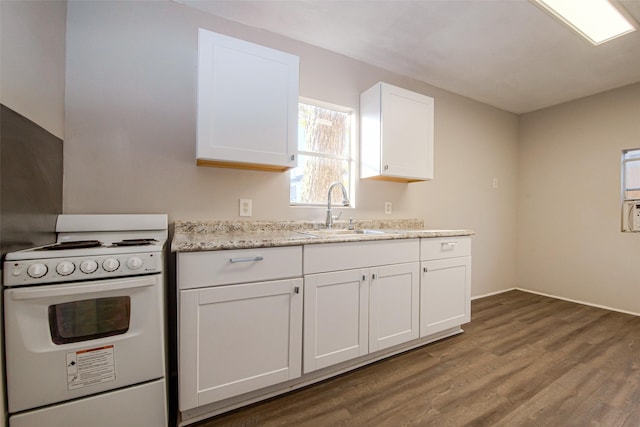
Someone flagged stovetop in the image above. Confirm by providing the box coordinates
[34,238,159,251]
[5,240,165,261]
[3,214,168,286]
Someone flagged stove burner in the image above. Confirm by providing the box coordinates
[111,238,158,247]
[36,240,103,251]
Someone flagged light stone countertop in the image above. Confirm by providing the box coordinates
[171,219,475,252]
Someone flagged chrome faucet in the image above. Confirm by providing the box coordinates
[326,182,350,228]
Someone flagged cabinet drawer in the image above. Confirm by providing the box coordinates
[420,237,471,260]
[178,246,302,289]
[304,239,419,274]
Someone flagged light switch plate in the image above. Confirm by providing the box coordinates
[384,202,392,215]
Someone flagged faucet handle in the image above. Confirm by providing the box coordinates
[333,211,343,221]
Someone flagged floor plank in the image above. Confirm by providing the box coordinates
[193,290,640,427]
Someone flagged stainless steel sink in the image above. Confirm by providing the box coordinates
[296,229,387,238]
[296,228,466,239]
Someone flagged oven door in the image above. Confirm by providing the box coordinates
[4,274,165,413]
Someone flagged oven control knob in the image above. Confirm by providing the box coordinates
[56,261,76,276]
[127,257,143,270]
[102,258,120,272]
[80,259,99,274]
[27,263,48,278]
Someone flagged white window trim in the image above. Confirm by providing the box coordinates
[621,148,640,232]
[622,148,640,200]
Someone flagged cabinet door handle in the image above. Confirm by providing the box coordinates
[423,267,428,273]
[372,274,377,280]
[290,154,295,161]
[362,275,366,281]
[229,256,264,263]
[294,286,300,294]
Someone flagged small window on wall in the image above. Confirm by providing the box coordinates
[290,99,354,206]
[621,148,640,231]
[622,149,640,200]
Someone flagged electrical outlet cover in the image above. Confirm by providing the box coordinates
[239,199,252,217]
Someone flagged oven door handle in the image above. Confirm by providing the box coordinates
[8,276,157,301]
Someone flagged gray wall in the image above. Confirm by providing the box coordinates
[64,1,520,299]
[518,82,640,315]
[0,1,67,425]
[0,0,66,257]
[1,105,63,257]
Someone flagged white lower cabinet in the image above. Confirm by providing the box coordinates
[177,247,303,411]
[303,239,420,374]
[369,263,420,352]
[303,269,369,373]
[176,237,473,423]
[303,263,419,373]
[420,238,471,337]
[179,278,303,410]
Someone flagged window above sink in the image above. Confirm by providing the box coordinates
[290,99,355,207]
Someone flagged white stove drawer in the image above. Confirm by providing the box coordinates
[10,378,166,427]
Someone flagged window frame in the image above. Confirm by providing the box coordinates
[621,148,640,232]
[622,148,640,201]
[290,97,356,207]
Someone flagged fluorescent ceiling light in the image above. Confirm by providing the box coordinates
[534,0,636,45]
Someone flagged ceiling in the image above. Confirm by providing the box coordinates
[182,0,640,114]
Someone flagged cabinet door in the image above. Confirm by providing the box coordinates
[381,83,434,180]
[360,82,434,182]
[303,269,369,373]
[179,278,303,410]
[420,257,471,337]
[196,29,299,171]
[369,262,420,352]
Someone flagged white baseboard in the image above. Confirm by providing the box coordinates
[473,287,640,317]
[515,288,640,317]
[471,287,517,300]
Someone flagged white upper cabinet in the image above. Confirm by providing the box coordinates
[196,29,299,171]
[360,82,434,182]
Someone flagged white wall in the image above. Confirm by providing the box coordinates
[518,82,640,315]
[63,1,519,298]
[0,0,66,139]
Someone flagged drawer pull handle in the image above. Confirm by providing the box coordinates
[441,242,458,247]
[229,256,264,263]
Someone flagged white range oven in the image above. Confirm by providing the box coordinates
[2,214,168,427]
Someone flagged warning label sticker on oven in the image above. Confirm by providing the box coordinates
[66,345,116,390]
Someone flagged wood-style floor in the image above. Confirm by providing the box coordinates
[195,290,640,426]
